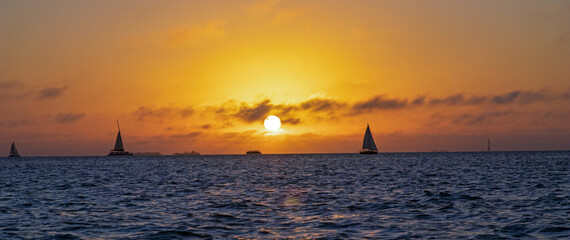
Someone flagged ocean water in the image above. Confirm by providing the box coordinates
[0,152,568,239]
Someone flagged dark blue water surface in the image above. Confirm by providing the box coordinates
[1,152,568,239]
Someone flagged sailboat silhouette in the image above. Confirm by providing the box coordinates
[360,124,378,154]
[9,142,20,157]
[108,121,133,156]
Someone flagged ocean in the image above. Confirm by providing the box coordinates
[0,152,568,239]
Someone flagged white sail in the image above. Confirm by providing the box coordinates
[362,124,378,151]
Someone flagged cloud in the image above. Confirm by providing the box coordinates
[491,91,520,104]
[453,110,515,126]
[220,130,259,140]
[247,0,282,17]
[37,86,68,100]
[211,97,346,124]
[299,98,346,112]
[0,81,28,101]
[0,81,21,89]
[200,124,211,129]
[170,131,202,139]
[270,7,307,26]
[0,119,38,128]
[490,90,552,105]
[429,94,464,105]
[54,112,85,124]
[411,96,426,106]
[352,95,408,111]
[233,99,273,123]
[164,19,226,48]
[177,89,570,127]
[0,83,71,101]
[246,0,309,27]
[429,94,487,105]
[514,91,550,104]
[133,106,194,121]
[281,117,301,125]
[1,112,84,127]
[122,19,226,49]
[179,107,195,117]
[425,90,558,106]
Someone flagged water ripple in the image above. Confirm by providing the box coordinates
[0,152,569,239]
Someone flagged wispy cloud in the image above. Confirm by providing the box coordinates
[411,96,426,105]
[133,106,194,121]
[246,0,282,17]
[352,95,408,111]
[429,94,487,105]
[270,7,308,26]
[0,81,21,89]
[299,98,346,112]
[211,96,344,124]
[246,0,309,27]
[0,81,28,101]
[54,112,85,124]
[564,90,570,99]
[145,89,570,128]
[0,82,72,101]
[490,90,552,104]
[122,19,226,49]
[453,110,515,126]
[352,90,565,111]
[0,119,38,128]
[428,90,556,106]
[281,117,301,125]
[233,99,273,123]
[37,86,68,100]
[170,131,202,139]
[164,19,226,48]
[1,112,85,127]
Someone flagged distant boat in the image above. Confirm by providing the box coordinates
[172,151,200,156]
[246,150,262,155]
[133,152,162,156]
[9,142,20,157]
[108,121,133,156]
[360,124,378,154]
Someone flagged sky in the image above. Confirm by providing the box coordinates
[1,0,570,156]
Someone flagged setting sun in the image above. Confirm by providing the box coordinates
[1,1,568,239]
[1,0,568,156]
[264,115,281,131]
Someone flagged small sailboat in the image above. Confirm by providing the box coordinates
[360,124,378,154]
[108,121,133,156]
[9,142,20,157]
[172,150,200,156]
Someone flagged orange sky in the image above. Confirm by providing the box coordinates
[1,0,570,156]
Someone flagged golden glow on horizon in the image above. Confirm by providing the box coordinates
[0,1,569,155]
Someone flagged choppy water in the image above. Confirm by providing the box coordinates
[0,152,568,239]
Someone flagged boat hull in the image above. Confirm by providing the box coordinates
[246,150,262,155]
[360,149,378,154]
[108,151,133,156]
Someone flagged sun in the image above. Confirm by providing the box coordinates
[264,115,281,131]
